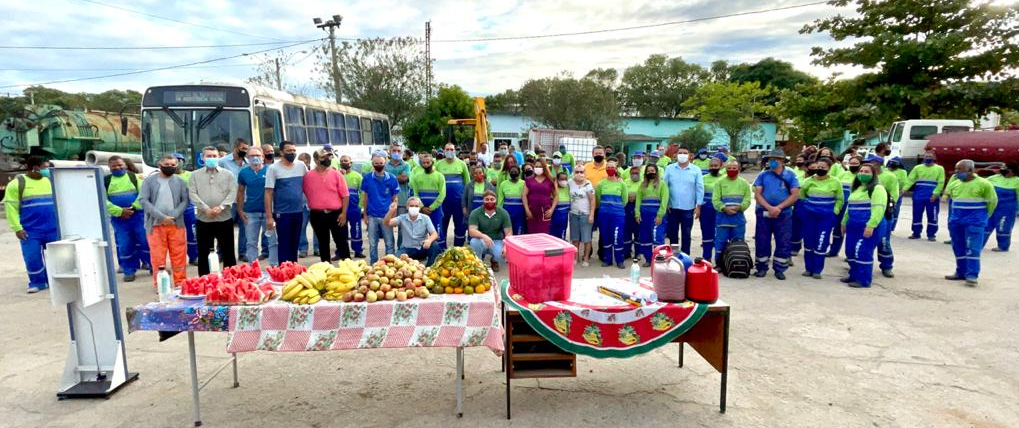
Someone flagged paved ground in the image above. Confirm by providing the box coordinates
[1,184,1017,428]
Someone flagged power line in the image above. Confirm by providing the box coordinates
[71,0,286,41]
[0,64,257,72]
[432,1,829,42]
[0,39,321,51]
[0,39,323,89]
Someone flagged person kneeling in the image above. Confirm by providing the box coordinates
[385,197,441,266]
[468,191,513,272]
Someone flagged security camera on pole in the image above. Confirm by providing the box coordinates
[313,14,343,103]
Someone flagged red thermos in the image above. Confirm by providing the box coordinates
[686,257,719,303]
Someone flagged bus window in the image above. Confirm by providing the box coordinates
[195,109,251,150]
[328,112,346,145]
[942,126,970,133]
[283,104,307,144]
[908,125,938,140]
[308,108,329,145]
[361,117,373,146]
[890,123,904,142]
[346,115,362,145]
[372,119,386,145]
[381,119,391,144]
[256,107,283,147]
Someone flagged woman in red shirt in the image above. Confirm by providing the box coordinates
[303,149,351,262]
[523,158,557,234]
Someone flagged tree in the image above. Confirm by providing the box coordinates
[584,68,619,90]
[22,86,88,110]
[247,50,306,91]
[669,124,715,153]
[802,0,1019,121]
[87,89,142,113]
[709,60,730,82]
[619,55,710,118]
[683,81,770,152]
[728,57,817,105]
[402,85,474,152]
[315,37,428,133]
[517,72,623,143]
[484,89,520,114]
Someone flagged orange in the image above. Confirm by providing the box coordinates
[475,284,486,293]
[441,268,450,277]
[439,277,450,287]
[444,286,454,294]
[464,286,475,295]
[454,287,463,294]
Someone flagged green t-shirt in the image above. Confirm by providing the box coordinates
[468,207,512,240]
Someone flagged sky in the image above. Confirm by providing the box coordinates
[0,0,885,98]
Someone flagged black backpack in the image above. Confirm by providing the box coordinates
[720,238,752,279]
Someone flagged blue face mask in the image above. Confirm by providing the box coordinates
[204,157,219,169]
[956,171,970,180]
[111,169,126,177]
[923,158,934,165]
[39,168,51,178]
[768,160,780,170]
[391,152,402,161]
[249,157,263,166]
[445,150,456,159]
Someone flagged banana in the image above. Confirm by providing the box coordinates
[295,274,313,289]
[282,284,303,301]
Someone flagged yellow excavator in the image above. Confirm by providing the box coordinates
[446,97,489,152]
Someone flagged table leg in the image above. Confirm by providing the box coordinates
[501,302,506,373]
[187,332,203,427]
[678,342,684,368]
[231,353,239,388]
[720,309,730,414]
[455,346,464,418]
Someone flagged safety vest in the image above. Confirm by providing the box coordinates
[343,169,364,212]
[4,174,57,233]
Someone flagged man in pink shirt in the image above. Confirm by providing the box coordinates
[303,149,351,262]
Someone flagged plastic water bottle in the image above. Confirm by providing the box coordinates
[157,268,172,303]
[630,258,641,286]
[208,250,221,274]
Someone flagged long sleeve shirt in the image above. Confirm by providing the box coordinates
[409,170,447,210]
[946,176,997,222]
[663,163,704,210]
[843,185,888,228]
[906,163,946,196]
[799,176,844,215]
[878,170,901,201]
[4,175,56,233]
[635,182,669,221]
[188,167,237,222]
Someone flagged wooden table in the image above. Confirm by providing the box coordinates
[502,301,730,419]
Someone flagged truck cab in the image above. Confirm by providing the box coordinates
[888,119,973,169]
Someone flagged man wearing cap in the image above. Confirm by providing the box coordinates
[752,149,800,280]
[868,154,899,278]
[663,146,704,254]
[558,144,575,174]
[693,148,712,175]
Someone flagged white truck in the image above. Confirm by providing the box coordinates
[887,119,973,168]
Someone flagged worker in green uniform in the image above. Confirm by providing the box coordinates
[497,164,526,235]
[867,155,899,277]
[550,170,571,241]
[339,155,365,258]
[798,158,844,278]
[5,156,60,293]
[623,162,644,259]
[905,150,946,240]
[699,155,725,261]
[789,154,808,256]
[944,159,997,286]
[693,148,712,175]
[841,163,888,288]
[435,143,471,247]
[409,153,446,249]
[711,160,752,261]
[596,160,629,268]
[105,156,150,282]
[984,164,1019,252]
[828,155,861,257]
[635,163,669,265]
[885,157,909,231]
[558,144,576,174]
[488,152,504,186]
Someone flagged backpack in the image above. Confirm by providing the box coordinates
[720,238,752,279]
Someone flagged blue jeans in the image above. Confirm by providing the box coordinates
[234,206,247,259]
[469,238,505,264]
[275,212,303,263]
[244,212,278,266]
[397,245,442,266]
[666,208,695,255]
[365,216,394,264]
[299,207,320,255]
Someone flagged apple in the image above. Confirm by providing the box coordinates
[366,290,378,303]
[396,291,408,301]
[379,277,389,285]
[342,292,353,302]
[380,283,392,293]
[385,290,396,300]
[358,285,369,294]
[369,281,381,291]
[354,292,365,302]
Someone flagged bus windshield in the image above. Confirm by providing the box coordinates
[142,108,251,169]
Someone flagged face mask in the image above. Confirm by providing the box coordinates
[493,162,502,170]
[340,163,351,171]
[815,169,828,177]
[767,160,779,170]
[374,164,385,172]
[645,173,657,180]
[574,172,585,181]
[698,154,708,160]
[238,150,248,158]
[391,153,401,161]
[524,169,534,177]
[445,150,456,159]
[510,171,520,180]
[249,157,264,166]
[630,174,641,182]
[160,165,177,176]
[38,168,51,178]
[474,174,485,182]
[796,162,805,167]
[111,169,126,177]
[283,153,297,163]
[709,168,720,176]
[606,168,617,177]
[726,170,739,178]
[923,158,935,165]
[552,158,561,165]
[631,158,643,167]
[857,174,873,183]
[558,180,568,187]
[484,201,497,210]
[559,148,566,154]
[956,171,970,180]
[533,167,544,176]
[205,157,219,169]
[318,159,331,167]
[676,154,690,164]
[593,155,604,163]
[849,165,861,174]
[408,206,420,216]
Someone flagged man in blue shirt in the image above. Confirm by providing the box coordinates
[361,154,400,264]
[663,146,704,254]
[264,141,306,263]
[752,149,800,280]
[237,147,277,266]
[220,138,250,261]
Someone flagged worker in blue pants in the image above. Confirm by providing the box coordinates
[173,154,200,264]
[410,154,447,247]
[623,168,641,259]
[842,164,888,288]
[105,156,150,282]
[597,163,628,268]
[550,171,571,241]
[906,151,946,241]
[699,156,723,262]
[752,150,800,280]
[944,160,997,286]
[4,156,60,293]
[984,165,1019,252]
[828,156,860,257]
[437,143,469,247]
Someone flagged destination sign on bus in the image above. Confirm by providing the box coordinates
[165,91,227,104]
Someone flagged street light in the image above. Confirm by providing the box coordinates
[313,14,343,103]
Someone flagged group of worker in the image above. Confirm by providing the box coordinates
[5,136,1016,294]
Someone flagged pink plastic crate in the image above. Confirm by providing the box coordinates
[505,233,577,302]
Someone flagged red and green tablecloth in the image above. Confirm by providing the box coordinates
[502,277,708,359]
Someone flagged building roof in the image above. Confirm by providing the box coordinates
[622,133,663,142]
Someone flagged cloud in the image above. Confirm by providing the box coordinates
[0,0,861,98]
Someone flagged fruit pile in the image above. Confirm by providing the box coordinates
[322,259,369,301]
[267,261,306,283]
[426,247,492,295]
[349,254,431,303]
[280,263,330,305]
[206,278,276,305]
[180,274,219,296]
[221,261,263,282]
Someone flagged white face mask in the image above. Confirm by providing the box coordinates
[408,206,420,216]
[676,154,690,164]
[631,158,643,167]
[552,158,561,165]
[533,167,544,176]
[558,180,568,187]
[574,172,585,181]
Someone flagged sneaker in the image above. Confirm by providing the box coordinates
[582,260,591,267]
[928,237,938,242]
[811,273,823,279]
[801,271,812,277]
[847,282,869,288]
[331,255,342,262]
[602,261,612,268]
[942,240,951,245]
[908,235,920,240]
[839,277,853,283]
[259,254,269,260]
[616,263,625,269]
[881,270,894,278]
[238,255,249,263]
[353,253,365,259]
[992,248,1007,252]
[123,274,136,282]
[774,271,786,280]
[944,274,965,281]
[491,261,500,273]
[26,286,41,294]
[965,278,978,287]
[753,270,767,278]
[299,252,308,258]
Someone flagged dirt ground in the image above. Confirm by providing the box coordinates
[1,190,1017,428]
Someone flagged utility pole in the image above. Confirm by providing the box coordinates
[425,20,432,100]
[313,15,343,103]
[273,58,282,90]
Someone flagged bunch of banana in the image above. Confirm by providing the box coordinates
[322,259,367,300]
[280,279,322,305]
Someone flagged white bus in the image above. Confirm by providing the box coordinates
[140,83,392,170]
[887,119,972,168]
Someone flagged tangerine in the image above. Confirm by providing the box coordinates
[453,287,464,294]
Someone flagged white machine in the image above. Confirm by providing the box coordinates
[45,166,138,399]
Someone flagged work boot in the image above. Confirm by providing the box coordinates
[239,255,248,263]
[992,248,1007,252]
[774,271,786,280]
[839,277,853,283]
[847,282,869,288]
[908,235,920,240]
[801,271,812,277]
[299,252,308,258]
[259,254,269,260]
[354,253,365,259]
[811,273,823,279]
[929,237,938,242]
[944,274,965,281]
[753,270,767,278]
[331,255,342,262]
[616,263,625,269]
[491,260,500,273]
[881,269,894,278]
[942,239,951,244]
[602,261,612,268]
[123,274,136,282]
